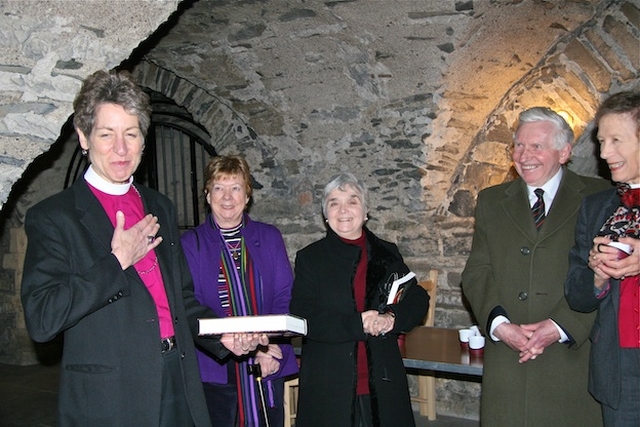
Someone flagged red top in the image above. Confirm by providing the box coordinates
[87,181,175,340]
[618,275,640,348]
[341,232,370,395]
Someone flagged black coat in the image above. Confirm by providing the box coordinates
[565,188,634,409]
[21,179,228,427]
[290,227,428,427]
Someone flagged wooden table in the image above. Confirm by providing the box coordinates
[402,326,483,376]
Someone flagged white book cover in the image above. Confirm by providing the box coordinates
[198,314,308,337]
[386,271,416,305]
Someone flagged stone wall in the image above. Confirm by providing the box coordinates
[0,0,638,420]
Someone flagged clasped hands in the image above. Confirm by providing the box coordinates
[362,309,395,336]
[589,235,639,290]
[221,336,280,377]
[494,319,560,364]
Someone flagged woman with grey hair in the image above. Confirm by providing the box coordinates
[290,172,429,427]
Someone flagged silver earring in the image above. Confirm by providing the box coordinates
[81,149,88,156]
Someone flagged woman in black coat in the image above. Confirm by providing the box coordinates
[565,91,640,426]
[290,172,429,427]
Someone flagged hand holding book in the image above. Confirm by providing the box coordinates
[383,271,416,305]
[199,314,308,337]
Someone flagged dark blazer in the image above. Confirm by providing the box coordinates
[290,227,428,427]
[21,179,226,427]
[461,169,609,426]
[565,188,624,409]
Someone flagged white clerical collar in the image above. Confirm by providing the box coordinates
[84,165,133,196]
[629,182,640,189]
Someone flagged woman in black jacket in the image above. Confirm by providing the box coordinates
[290,172,429,427]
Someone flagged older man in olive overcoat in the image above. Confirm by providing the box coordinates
[462,107,610,426]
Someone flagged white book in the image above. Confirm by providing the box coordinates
[386,271,416,305]
[198,314,308,337]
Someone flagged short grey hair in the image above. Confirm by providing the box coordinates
[515,107,574,150]
[321,172,369,218]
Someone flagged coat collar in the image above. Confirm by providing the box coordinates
[501,168,587,241]
[73,179,114,250]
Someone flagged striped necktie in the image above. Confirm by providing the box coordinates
[532,188,545,229]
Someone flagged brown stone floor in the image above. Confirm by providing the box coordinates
[0,362,479,427]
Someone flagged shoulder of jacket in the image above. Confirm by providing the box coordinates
[29,184,79,216]
[477,180,519,202]
[584,186,617,203]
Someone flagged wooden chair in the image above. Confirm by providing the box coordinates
[284,336,302,427]
[283,375,299,427]
[410,269,438,420]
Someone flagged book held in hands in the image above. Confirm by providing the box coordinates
[198,314,308,337]
[386,271,416,305]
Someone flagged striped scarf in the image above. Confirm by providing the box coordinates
[215,218,267,426]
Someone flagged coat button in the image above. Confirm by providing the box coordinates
[520,247,531,255]
[518,292,528,301]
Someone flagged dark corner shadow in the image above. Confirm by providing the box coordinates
[31,334,63,366]
[587,124,612,182]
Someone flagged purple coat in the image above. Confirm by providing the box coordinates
[181,214,298,384]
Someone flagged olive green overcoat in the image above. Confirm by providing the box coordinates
[462,169,610,427]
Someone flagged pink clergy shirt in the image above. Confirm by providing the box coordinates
[84,166,175,339]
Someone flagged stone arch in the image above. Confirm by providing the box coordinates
[133,61,257,155]
[445,1,639,217]
[131,60,295,207]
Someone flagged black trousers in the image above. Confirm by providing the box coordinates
[202,377,285,427]
[160,348,194,427]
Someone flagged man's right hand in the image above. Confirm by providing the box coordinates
[494,322,529,352]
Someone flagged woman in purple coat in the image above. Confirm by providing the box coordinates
[181,155,297,427]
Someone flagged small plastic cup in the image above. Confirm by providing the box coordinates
[458,328,474,348]
[608,241,632,260]
[469,335,485,355]
[469,335,485,350]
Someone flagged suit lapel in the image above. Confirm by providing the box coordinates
[74,179,116,252]
[538,170,584,238]
[501,170,588,242]
[501,179,538,242]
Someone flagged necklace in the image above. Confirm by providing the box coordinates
[226,240,242,261]
[136,256,158,275]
